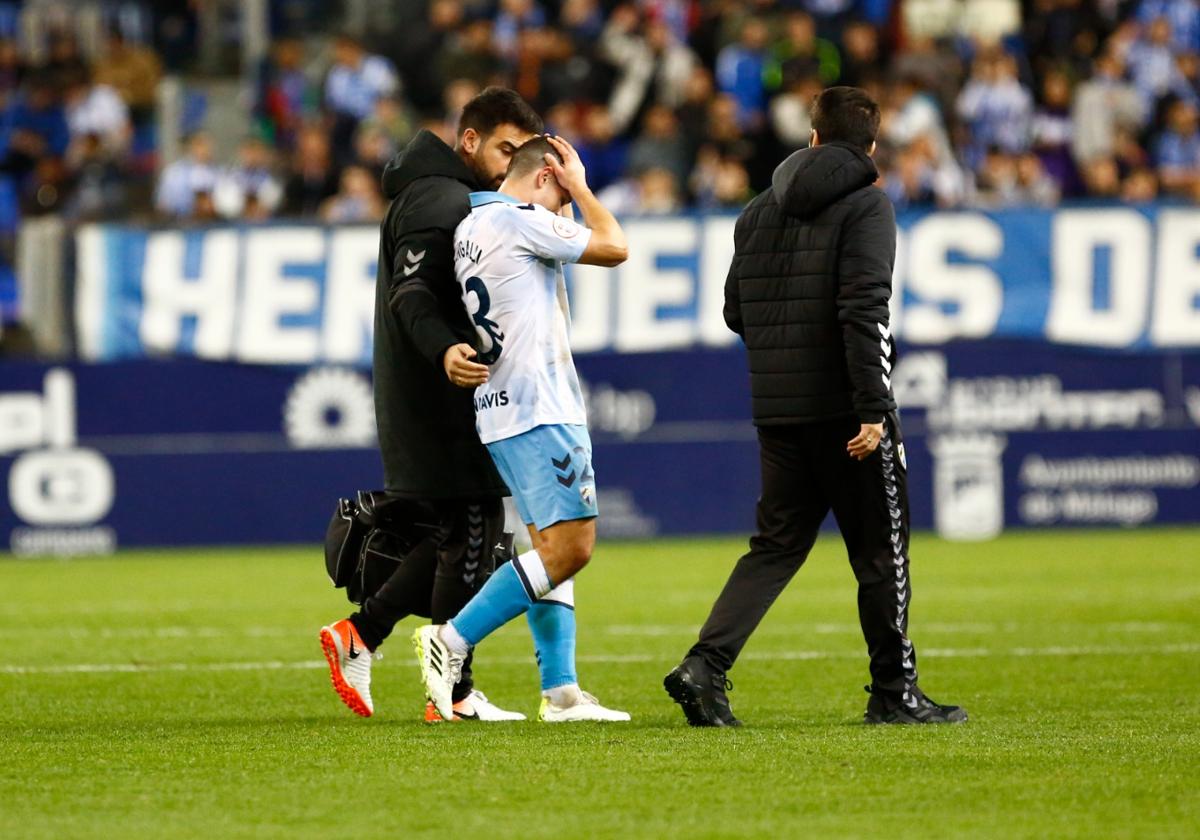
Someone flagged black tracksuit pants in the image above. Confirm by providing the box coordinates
[351,497,506,702]
[689,413,918,692]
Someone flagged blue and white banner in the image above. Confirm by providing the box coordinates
[1,342,1197,554]
[76,205,1200,363]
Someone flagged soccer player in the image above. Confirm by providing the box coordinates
[319,88,542,722]
[413,135,631,722]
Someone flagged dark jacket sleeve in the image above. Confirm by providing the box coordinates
[835,189,896,425]
[723,212,746,338]
[386,179,470,367]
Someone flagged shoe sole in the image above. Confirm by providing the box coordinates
[864,711,969,725]
[411,628,455,720]
[318,627,372,718]
[663,671,722,727]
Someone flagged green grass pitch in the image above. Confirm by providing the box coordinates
[1,529,1198,838]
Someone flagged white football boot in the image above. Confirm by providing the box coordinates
[425,690,527,722]
[318,619,374,717]
[539,685,631,722]
[412,625,463,720]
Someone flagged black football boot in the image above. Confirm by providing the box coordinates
[664,656,743,727]
[864,684,968,724]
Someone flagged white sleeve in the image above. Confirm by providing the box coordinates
[514,207,592,264]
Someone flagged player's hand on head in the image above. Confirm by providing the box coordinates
[443,343,489,388]
[544,135,588,197]
[847,422,884,461]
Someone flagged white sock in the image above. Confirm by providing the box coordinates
[514,549,553,599]
[441,622,470,656]
[541,576,574,607]
[544,682,582,706]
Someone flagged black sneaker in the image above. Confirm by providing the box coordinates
[864,684,968,724]
[663,656,742,727]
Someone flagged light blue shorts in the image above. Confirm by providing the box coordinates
[486,424,599,531]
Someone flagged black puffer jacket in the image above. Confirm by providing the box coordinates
[724,141,898,426]
[373,130,508,498]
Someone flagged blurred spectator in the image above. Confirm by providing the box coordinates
[1121,165,1160,201]
[214,136,283,220]
[956,50,1034,170]
[1136,0,1200,54]
[64,131,127,221]
[436,17,505,89]
[325,34,399,155]
[1072,48,1146,187]
[1153,96,1200,194]
[257,37,317,149]
[771,12,839,88]
[598,166,683,215]
[62,68,130,157]
[320,165,384,223]
[93,29,162,125]
[770,74,824,149]
[560,0,606,42]
[716,17,770,129]
[600,10,697,135]
[1125,16,1194,104]
[43,30,87,82]
[628,105,689,187]
[1030,67,1079,194]
[1015,152,1062,205]
[283,123,340,217]
[494,0,546,63]
[692,147,753,208]
[155,131,217,218]
[576,106,628,191]
[838,19,883,87]
[676,67,716,162]
[0,74,69,176]
[0,38,25,97]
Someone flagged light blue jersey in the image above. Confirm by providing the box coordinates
[453,192,592,445]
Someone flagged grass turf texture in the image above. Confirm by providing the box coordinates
[1,530,1198,839]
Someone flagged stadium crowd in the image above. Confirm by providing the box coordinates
[1,0,1200,230]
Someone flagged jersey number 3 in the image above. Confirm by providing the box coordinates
[465,276,504,364]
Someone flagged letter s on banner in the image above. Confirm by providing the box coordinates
[1047,209,1150,347]
[902,214,1003,343]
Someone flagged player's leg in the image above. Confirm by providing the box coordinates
[525,524,578,695]
[413,426,573,717]
[824,412,965,724]
[667,424,828,726]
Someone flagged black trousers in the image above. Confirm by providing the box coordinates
[688,413,918,692]
[351,497,506,701]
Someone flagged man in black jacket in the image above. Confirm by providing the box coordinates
[319,88,541,722]
[663,87,967,726]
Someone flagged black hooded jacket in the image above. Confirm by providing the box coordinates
[373,129,507,498]
[724,141,898,426]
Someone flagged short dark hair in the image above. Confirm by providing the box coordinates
[810,86,880,151]
[458,86,543,139]
[506,136,562,179]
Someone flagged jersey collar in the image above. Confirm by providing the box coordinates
[469,191,524,208]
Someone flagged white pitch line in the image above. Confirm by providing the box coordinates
[1,642,1198,676]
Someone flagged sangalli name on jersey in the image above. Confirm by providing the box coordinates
[456,239,482,264]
